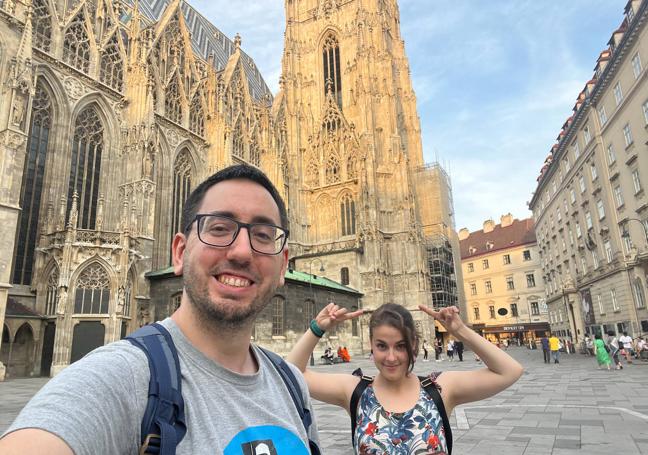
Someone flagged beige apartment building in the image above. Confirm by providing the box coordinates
[529,0,648,343]
[459,215,549,345]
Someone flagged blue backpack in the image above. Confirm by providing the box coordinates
[126,323,321,455]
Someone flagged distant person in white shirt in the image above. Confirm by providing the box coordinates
[619,332,634,363]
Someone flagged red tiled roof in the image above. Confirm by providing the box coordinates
[6,298,42,317]
[460,218,536,259]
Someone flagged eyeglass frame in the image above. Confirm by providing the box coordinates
[186,213,290,255]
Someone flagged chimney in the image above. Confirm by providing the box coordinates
[458,228,470,241]
[500,213,514,228]
[483,219,495,233]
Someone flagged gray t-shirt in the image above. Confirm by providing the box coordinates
[5,318,318,454]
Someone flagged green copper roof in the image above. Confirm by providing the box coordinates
[145,266,362,296]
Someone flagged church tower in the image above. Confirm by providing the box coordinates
[279,0,435,321]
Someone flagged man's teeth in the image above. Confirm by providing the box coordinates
[217,275,251,287]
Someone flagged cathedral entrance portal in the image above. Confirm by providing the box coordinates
[40,322,56,376]
[70,321,105,364]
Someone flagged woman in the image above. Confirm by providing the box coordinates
[287,303,523,454]
[422,339,430,361]
[446,339,455,361]
[593,333,611,370]
[607,331,623,370]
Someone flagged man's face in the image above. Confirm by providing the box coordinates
[173,179,288,328]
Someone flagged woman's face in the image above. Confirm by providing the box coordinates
[371,324,411,380]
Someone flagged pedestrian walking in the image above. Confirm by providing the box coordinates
[549,333,560,363]
[541,336,550,363]
[434,338,442,362]
[619,332,634,363]
[447,339,455,361]
[593,334,612,370]
[454,340,464,361]
[607,331,623,369]
[422,339,429,361]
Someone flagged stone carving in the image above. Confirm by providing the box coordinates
[64,77,85,100]
[11,94,26,128]
[56,287,68,315]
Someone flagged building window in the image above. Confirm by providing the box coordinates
[623,124,633,147]
[473,307,480,321]
[611,289,619,311]
[467,263,474,273]
[232,121,244,159]
[523,250,531,261]
[340,194,356,236]
[171,150,192,262]
[614,82,624,105]
[634,278,646,309]
[607,144,616,165]
[13,82,52,285]
[592,250,600,269]
[470,283,477,296]
[643,100,648,124]
[63,12,91,73]
[482,259,489,269]
[596,199,605,220]
[45,269,59,315]
[623,230,633,253]
[506,276,515,290]
[272,295,285,336]
[340,267,349,285]
[485,280,492,294]
[569,188,576,204]
[510,303,518,317]
[526,273,536,288]
[563,199,569,214]
[597,294,604,314]
[632,53,642,79]
[189,92,205,137]
[564,157,571,172]
[503,254,511,265]
[322,33,342,108]
[326,154,341,184]
[632,169,642,194]
[165,74,182,125]
[604,240,613,263]
[598,106,607,125]
[572,141,580,159]
[613,185,624,208]
[74,263,110,314]
[100,34,124,92]
[32,0,52,52]
[576,223,582,238]
[68,106,104,230]
[530,302,539,316]
[568,228,574,245]
[590,164,598,181]
[585,211,593,230]
[581,256,587,273]
[489,305,496,319]
[579,175,586,193]
[583,126,591,144]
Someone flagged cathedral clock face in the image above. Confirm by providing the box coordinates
[497,307,509,316]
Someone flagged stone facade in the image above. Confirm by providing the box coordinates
[530,0,648,344]
[0,0,457,379]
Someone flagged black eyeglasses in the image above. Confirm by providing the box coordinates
[189,214,289,255]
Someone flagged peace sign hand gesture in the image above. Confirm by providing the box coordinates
[419,305,466,335]
[315,302,364,331]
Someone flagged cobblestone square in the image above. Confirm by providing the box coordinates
[2,346,647,454]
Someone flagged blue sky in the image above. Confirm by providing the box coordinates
[190,0,626,232]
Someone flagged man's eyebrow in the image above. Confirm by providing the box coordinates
[204,211,281,226]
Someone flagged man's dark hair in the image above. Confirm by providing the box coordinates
[181,164,289,234]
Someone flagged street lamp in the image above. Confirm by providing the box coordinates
[305,258,325,366]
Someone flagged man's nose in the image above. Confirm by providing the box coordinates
[227,227,254,260]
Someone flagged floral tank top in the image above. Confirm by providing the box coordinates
[354,378,449,454]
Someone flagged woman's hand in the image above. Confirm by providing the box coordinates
[418,305,466,335]
[315,302,364,331]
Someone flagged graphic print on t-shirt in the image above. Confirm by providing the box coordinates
[224,425,309,455]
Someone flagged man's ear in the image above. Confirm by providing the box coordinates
[278,247,289,286]
[172,233,187,276]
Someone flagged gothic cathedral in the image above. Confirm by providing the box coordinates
[0,0,462,380]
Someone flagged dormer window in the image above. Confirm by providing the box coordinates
[486,241,494,250]
[469,246,477,254]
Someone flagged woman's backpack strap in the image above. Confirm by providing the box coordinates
[419,374,453,455]
[349,369,373,448]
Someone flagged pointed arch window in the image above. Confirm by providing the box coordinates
[306,159,319,188]
[165,74,182,124]
[325,154,341,184]
[74,263,110,314]
[340,194,356,236]
[63,13,91,73]
[232,121,244,160]
[322,33,342,108]
[13,83,51,284]
[249,139,260,167]
[100,35,124,92]
[123,281,132,317]
[68,106,104,229]
[45,268,59,315]
[189,92,205,136]
[171,150,192,262]
[32,0,52,52]
[272,295,285,336]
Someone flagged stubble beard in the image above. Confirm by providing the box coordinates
[182,258,274,331]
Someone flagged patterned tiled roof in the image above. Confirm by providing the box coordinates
[5,298,42,318]
[460,218,536,259]
[122,0,272,102]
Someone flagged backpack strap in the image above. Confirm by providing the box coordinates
[419,374,453,455]
[126,323,187,455]
[257,347,321,455]
[349,371,373,448]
